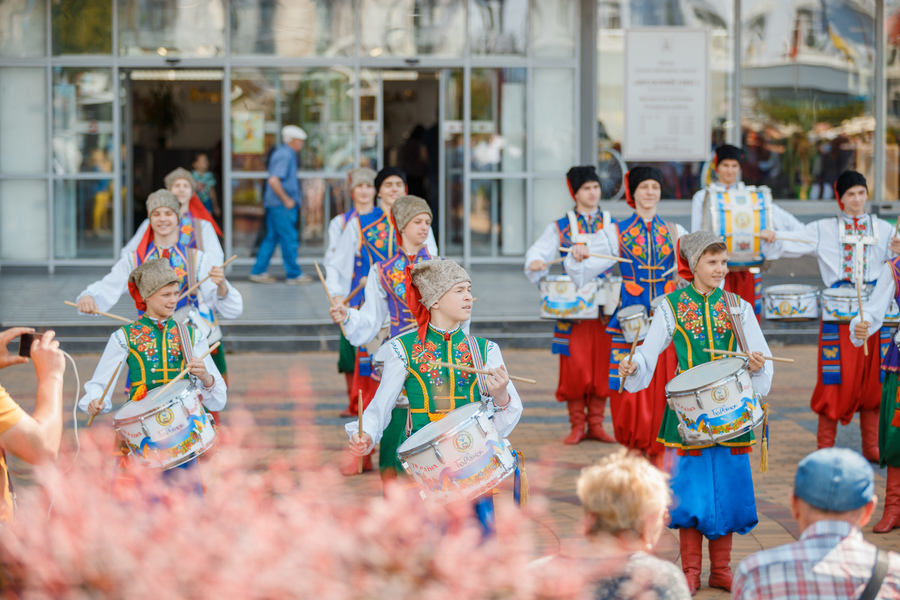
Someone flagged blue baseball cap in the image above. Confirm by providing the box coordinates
[794,448,875,512]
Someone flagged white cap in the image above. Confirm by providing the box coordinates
[282,125,307,142]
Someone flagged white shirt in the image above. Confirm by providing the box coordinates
[78,323,227,414]
[124,218,224,267]
[690,182,804,234]
[849,260,898,346]
[325,213,350,258]
[345,326,523,451]
[762,214,897,287]
[523,209,617,286]
[623,292,774,396]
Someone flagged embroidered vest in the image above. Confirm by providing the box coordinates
[376,247,433,338]
[339,208,362,308]
[178,213,201,251]
[616,214,676,306]
[133,242,198,311]
[121,316,194,402]
[395,326,490,434]
[351,207,394,303]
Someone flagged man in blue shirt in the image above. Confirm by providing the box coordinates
[250,125,312,284]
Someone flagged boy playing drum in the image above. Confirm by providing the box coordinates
[618,231,774,595]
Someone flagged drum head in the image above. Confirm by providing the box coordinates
[617,305,646,319]
[173,306,193,323]
[114,380,192,420]
[650,296,665,309]
[666,358,745,394]
[543,275,572,283]
[823,287,858,298]
[397,402,483,454]
[765,284,818,295]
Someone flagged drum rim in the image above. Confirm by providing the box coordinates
[617,305,648,320]
[541,275,574,283]
[113,380,196,423]
[665,357,749,397]
[764,284,820,297]
[397,401,490,458]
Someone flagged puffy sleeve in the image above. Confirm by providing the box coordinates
[325,215,344,257]
[426,226,439,255]
[198,220,225,266]
[761,220,819,260]
[566,222,620,288]
[484,342,523,437]
[624,300,676,393]
[346,339,408,448]
[343,266,389,346]
[77,254,135,313]
[523,223,561,286]
[850,261,896,346]
[771,203,804,232]
[690,189,707,232]
[79,330,129,413]
[191,330,227,412]
[325,220,359,298]
[121,220,149,258]
[740,299,774,396]
[197,252,244,319]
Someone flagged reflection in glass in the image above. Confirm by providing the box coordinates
[0,68,47,174]
[1,180,48,260]
[532,178,571,246]
[531,0,576,57]
[469,0,527,55]
[360,69,380,170]
[53,68,114,175]
[231,0,355,56]
[54,179,115,259]
[534,68,575,171]
[0,0,46,57]
[52,0,112,55]
[444,69,464,256]
[742,0,873,199]
[359,0,465,57]
[118,0,225,57]
[470,179,525,257]
[471,69,526,172]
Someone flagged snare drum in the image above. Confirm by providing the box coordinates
[601,275,623,316]
[886,298,900,325]
[821,285,873,322]
[397,402,517,503]
[618,305,649,343]
[650,296,666,316]
[704,184,774,267]
[665,357,764,445]
[173,306,222,344]
[539,275,600,320]
[763,284,820,321]
[113,380,217,470]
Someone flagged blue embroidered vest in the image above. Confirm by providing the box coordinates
[339,207,362,308]
[351,207,394,305]
[375,247,433,338]
[133,242,197,312]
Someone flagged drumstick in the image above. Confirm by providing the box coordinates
[64,301,132,324]
[357,390,364,474]
[314,261,347,336]
[856,278,869,356]
[147,341,221,403]
[428,361,537,385]
[752,234,813,243]
[86,361,123,427]
[703,348,795,364]
[343,277,367,306]
[557,247,633,264]
[545,257,566,267]
[661,265,676,278]
[177,255,238,300]
[619,324,641,393]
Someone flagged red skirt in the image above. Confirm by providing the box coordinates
[811,321,882,423]
[724,269,761,322]
[611,343,677,456]
[556,318,616,402]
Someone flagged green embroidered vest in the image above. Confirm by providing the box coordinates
[121,315,194,402]
[395,325,490,434]
[658,284,754,448]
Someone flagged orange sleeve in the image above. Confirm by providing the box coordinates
[0,384,25,436]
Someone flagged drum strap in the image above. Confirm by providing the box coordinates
[191,216,204,252]
[465,334,491,398]
[723,291,749,354]
[185,250,198,301]
[176,321,194,375]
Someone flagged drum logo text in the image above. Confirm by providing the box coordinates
[453,431,474,453]
[156,409,175,427]
[712,386,729,403]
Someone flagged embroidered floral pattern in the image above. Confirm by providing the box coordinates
[674,291,732,343]
[178,215,195,248]
[128,323,159,363]
[841,214,869,281]
[453,341,476,391]
[412,339,443,388]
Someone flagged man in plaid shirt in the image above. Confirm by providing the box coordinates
[734,448,900,599]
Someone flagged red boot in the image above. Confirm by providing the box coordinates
[860,410,881,463]
[586,396,616,443]
[679,527,703,596]
[707,533,733,592]
[875,466,900,533]
[563,397,587,445]
[817,415,838,449]
[340,450,374,476]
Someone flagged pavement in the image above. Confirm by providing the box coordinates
[1,344,898,599]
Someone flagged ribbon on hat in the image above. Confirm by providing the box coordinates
[676,239,694,282]
[566,178,576,201]
[404,263,431,341]
[128,280,147,312]
[189,194,223,236]
[389,207,403,250]
[834,182,844,211]
[624,170,634,209]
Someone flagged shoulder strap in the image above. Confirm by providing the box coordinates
[600,210,611,229]
[192,216,204,252]
[566,211,579,236]
[176,321,194,363]
[723,291,748,354]
[859,548,889,600]
[465,333,491,397]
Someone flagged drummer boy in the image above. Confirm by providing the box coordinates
[347,259,523,531]
[79,259,226,496]
[618,230,774,595]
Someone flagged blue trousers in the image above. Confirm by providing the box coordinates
[252,204,301,278]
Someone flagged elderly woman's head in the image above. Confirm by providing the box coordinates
[577,450,670,547]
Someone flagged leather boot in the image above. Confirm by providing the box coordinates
[875,466,900,533]
[585,396,616,443]
[340,450,374,476]
[817,415,838,449]
[679,527,703,596]
[707,533,733,591]
[563,397,587,444]
[860,410,881,463]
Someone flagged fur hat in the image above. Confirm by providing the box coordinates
[566,166,601,199]
[348,167,376,190]
[411,259,471,309]
[375,167,408,195]
[392,195,432,234]
[679,230,725,273]
[128,258,180,311]
[624,166,663,208]
[146,189,181,215]
[714,144,743,167]
[164,167,195,192]
[834,170,867,210]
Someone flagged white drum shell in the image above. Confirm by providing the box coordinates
[618,305,649,343]
[821,286,872,322]
[113,380,217,470]
[397,402,516,504]
[705,185,773,267]
[763,284,820,321]
[665,358,764,445]
[539,275,600,320]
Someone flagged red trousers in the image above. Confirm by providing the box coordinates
[611,343,677,456]
[556,318,616,403]
[723,269,760,322]
[348,354,379,416]
[812,322,882,424]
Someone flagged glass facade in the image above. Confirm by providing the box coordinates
[1,0,898,268]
